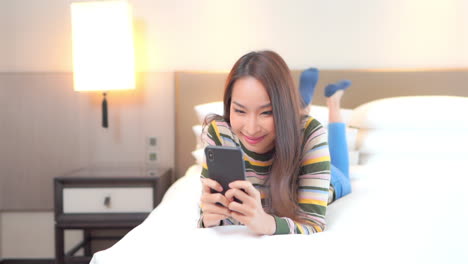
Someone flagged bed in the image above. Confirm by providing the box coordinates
[90,69,468,264]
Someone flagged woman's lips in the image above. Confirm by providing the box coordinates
[243,134,265,145]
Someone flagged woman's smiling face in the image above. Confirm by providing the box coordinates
[229,77,276,154]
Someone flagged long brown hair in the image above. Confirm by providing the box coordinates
[214,50,304,221]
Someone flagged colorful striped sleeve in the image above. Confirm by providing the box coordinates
[273,117,331,235]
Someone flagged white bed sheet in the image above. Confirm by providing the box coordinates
[91,159,468,264]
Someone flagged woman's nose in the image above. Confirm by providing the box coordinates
[245,116,261,135]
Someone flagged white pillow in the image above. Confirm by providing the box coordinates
[308,105,328,125]
[192,125,203,149]
[348,151,360,166]
[359,152,468,166]
[191,148,205,166]
[356,128,468,154]
[346,127,358,151]
[349,96,468,129]
[308,105,354,127]
[194,101,224,124]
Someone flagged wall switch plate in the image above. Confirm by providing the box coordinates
[146,169,157,177]
[148,137,157,147]
[148,151,157,162]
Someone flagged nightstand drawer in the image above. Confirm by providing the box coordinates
[63,187,153,213]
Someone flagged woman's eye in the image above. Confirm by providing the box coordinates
[234,109,245,114]
[262,111,273,115]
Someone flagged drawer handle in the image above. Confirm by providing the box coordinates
[104,196,111,208]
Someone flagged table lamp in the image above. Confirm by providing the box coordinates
[71,0,135,128]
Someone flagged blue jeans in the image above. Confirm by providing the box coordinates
[328,122,352,200]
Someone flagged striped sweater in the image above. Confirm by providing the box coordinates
[199,116,331,235]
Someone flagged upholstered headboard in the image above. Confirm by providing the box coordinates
[174,69,468,179]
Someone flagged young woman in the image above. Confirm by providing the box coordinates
[198,50,350,235]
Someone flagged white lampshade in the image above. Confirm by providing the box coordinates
[71,0,135,92]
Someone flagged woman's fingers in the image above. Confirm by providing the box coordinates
[230,211,250,225]
[228,180,260,199]
[201,178,223,194]
[201,203,231,217]
[202,213,227,228]
[225,188,256,218]
[200,188,231,227]
[200,192,231,227]
[201,192,230,208]
[225,188,252,205]
[201,179,265,226]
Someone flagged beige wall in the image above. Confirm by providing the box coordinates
[1,73,84,210]
[0,74,6,210]
[1,0,467,72]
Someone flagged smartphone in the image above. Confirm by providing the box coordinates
[205,145,246,199]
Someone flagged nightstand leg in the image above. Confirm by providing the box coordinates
[84,229,92,256]
[55,226,65,264]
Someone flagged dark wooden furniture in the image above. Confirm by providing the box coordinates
[54,166,172,264]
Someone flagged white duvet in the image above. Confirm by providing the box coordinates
[90,156,468,264]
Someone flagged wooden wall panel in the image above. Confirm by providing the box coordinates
[0,73,83,210]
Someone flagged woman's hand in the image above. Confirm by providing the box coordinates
[200,178,231,227]
[225,180,276,235]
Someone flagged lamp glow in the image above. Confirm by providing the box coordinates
[71,0,135,92]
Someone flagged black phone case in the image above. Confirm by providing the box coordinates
[205,146,246,197]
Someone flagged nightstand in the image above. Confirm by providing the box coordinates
[54,166,172,264]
